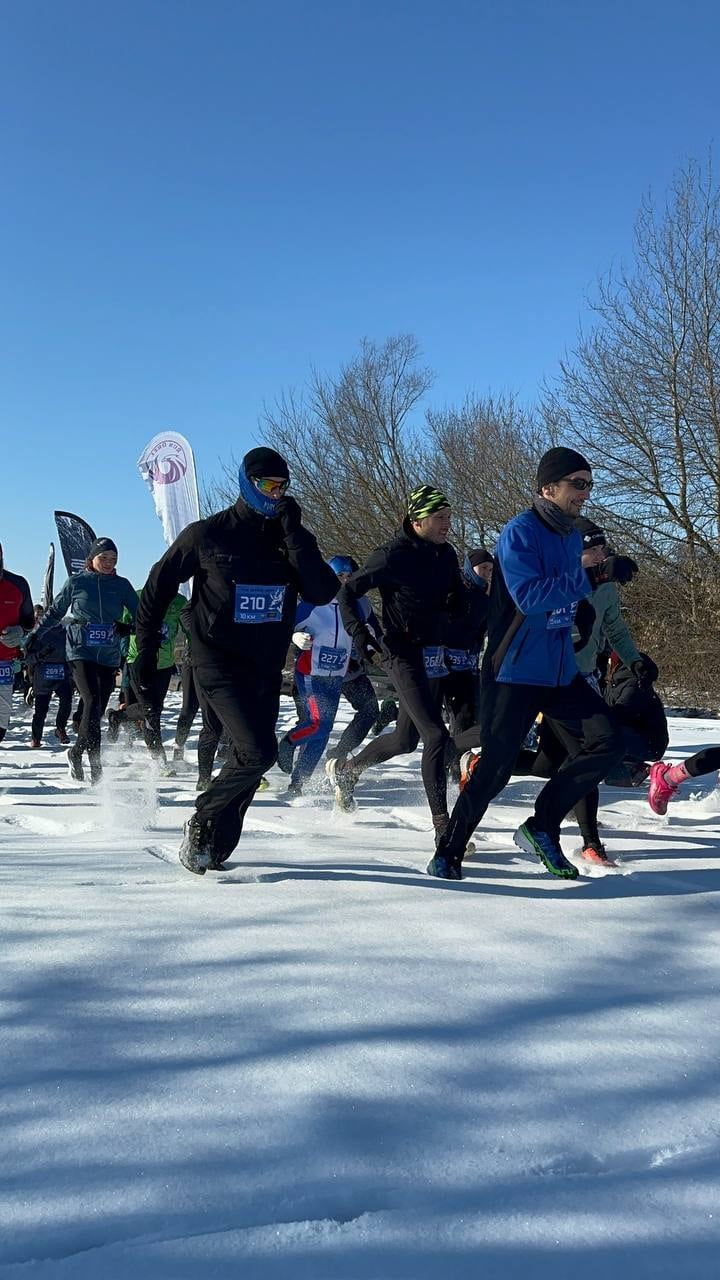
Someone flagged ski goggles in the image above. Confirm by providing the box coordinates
[252,476,290,496]
[563,476,593,491]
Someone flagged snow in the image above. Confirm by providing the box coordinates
[1,696,719,1278]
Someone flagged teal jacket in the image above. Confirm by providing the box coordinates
[35,571,138,668]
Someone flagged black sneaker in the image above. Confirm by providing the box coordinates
[325,758,357,811]
[426,852,463,880]
[276,734,294,775]
[107,709,121,744]
[196,774,212,792]
[172,745,185,763]
[67,746,84,781]
[178,816,215,875]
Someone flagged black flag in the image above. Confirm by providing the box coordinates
[40,542,55,607]
[54,511,96,576]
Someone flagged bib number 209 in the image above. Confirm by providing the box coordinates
[234,584,286,625]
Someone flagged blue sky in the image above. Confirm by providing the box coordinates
[2,0,719,592]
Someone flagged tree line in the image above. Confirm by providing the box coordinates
[209,157,720,707]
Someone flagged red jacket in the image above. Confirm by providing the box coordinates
[0,569,34,660]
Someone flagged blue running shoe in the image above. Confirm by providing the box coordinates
[514,818,578,879]
[426,853,463,880]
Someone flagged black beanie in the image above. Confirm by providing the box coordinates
[243,447,290,481]
[87,537,118,559]
[536,447,591,492]
[468,547,493,567]
[575,516,606,548]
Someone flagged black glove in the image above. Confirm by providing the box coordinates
[573,598,596,651]
[600,555,638,585]
[131,649,157,696]
[631,655,658,687]
[113,619,134,638]
[275,496,303,537]
[360,637,385,670]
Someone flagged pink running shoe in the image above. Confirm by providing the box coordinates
[647,762,677,815]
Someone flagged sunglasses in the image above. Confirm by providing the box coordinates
[563,476,593,492]
[253,476,290,495]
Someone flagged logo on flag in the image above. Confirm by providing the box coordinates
[145,437,189,486]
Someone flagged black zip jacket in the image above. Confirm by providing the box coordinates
[339,520,464,658]
[444,582,490,653]
[604,660,669,760]
[136,499,338,670]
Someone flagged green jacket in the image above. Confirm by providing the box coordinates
[575,581,641,674]
[125,591,187,670]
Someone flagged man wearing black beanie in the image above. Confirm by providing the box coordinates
[135,447,338,874]
[429,446,624,881]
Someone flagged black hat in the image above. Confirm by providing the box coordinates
[575,516,606,549]
[87,537,118,559]
[468,547,493,568]
[243,447,290,481]
[536,447,591,492]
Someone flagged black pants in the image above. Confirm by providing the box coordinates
[440,675,624,860]
[174,663,222,776]
[685,746,720,777]
[193,661,280,858]
[71,661,117,765]
[331,674,379,763]
[175,662,199,748]
[31,681,73,740]
[119,665,174,754]
[349,652,450,817]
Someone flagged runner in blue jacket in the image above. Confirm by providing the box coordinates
[429,447,624,881]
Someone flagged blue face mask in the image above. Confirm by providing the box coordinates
[327,556,355,576]
[238,466,283,518]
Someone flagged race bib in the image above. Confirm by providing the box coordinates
[0,662,13,685]
[85,623,114,646]
[233,584,286,624]
[317,646,347,672]
[546,603,577,631]
[423,645,448,679]
[43,664,66,681]
[445,647,477,672]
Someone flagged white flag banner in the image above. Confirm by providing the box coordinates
[137,432,200,599]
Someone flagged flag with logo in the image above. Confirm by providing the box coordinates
[54,512,97,577]
[137,432,200,599]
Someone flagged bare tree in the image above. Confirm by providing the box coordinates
[210,335,435,560]
[547,156,720,701]
[426,394,552,550]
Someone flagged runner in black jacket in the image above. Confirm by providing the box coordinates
[330,485,465,838]
[134,447,338,874]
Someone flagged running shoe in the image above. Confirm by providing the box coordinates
[178,816,214,875]
[514,818,578,878]
[647,761,677,815]
[67,746,84,782]
[580,841,616,867]
[325,757,358,811]
[426,852,463,880]
[459,750,480,792]
[54,727,69,745]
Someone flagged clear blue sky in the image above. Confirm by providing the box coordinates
[2,0,719,592]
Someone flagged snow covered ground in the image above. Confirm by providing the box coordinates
[1,695,719,1278]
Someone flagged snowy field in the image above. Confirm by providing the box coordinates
[1,694,719,1279]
